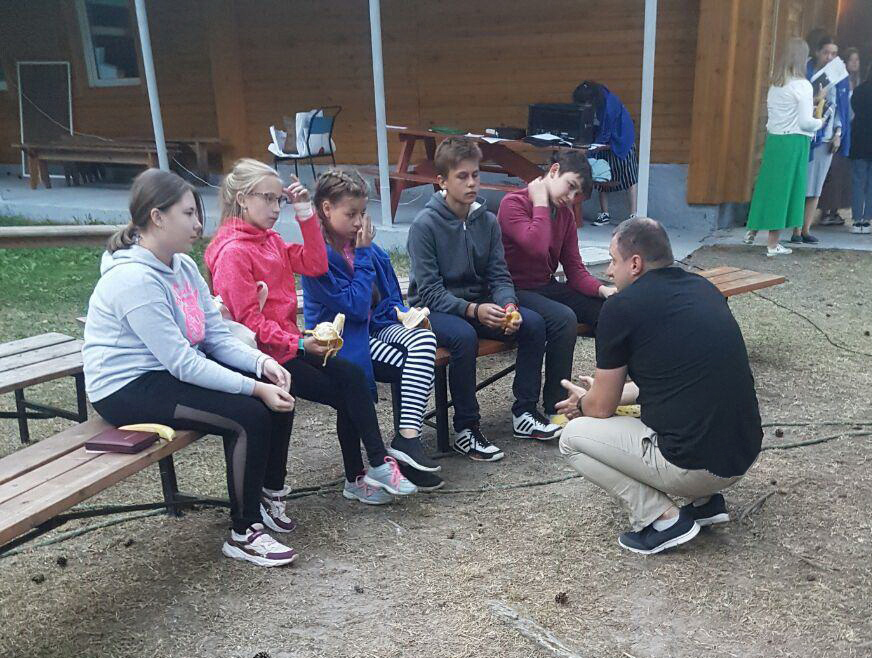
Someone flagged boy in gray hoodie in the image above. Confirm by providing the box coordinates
[407,138,562,461]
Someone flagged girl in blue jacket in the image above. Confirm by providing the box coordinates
[302,170,442,486]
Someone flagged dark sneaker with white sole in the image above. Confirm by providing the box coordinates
[398,461,445,491]
[681,493,730,527]
[388,435,441,472]
[513,410,562,441]
[453,424,504,462]
[222,523,297,567]
[592,212,611,227]
[618,508,700,555]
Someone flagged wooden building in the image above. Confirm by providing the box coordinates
[0,0,857,208]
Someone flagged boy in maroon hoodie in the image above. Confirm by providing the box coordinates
[498,151,616,426]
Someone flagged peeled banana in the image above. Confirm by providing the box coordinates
[119,423,176,441]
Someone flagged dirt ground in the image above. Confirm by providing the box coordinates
[1,244,871,658]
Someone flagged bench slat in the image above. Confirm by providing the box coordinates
[0,352,83,395]
[716,273,786,297]
[705,269,764,286]
[0,448,103,506]
[0,430,203,547]
[0,333,73,359]
[0,340,83,374]
[0,417,111,486]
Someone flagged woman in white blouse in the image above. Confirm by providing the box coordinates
[745,38,826,256]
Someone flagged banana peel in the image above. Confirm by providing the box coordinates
[502,309,522,331]
[615,404,641,418]
[119,423,176,441]
[305,313,346,365]
[396,306,431,330]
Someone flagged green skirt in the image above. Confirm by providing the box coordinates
[747,133,810,231]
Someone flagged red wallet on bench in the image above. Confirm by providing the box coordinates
[84,428,158,454]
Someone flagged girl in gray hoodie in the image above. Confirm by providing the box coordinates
[83,169,298,568]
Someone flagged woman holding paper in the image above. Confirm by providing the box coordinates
[745,38,824,256]
[792,34,848,243]
[301,169,443,489]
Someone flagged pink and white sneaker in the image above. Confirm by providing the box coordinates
[221,523,297,567]
[260,486,297,534]
[363,456,418,495]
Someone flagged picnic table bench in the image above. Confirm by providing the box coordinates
[0,416,207,553]
[0,333,88,444]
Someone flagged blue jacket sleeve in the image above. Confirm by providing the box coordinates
[302,247,376,322]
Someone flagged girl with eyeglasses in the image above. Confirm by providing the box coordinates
[206,159,417,509]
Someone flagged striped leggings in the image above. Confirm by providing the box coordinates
[370,324,437,435]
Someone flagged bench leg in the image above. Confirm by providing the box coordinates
[74,372,88,422]
[158,455,183,517]
[390,382,401,436]
[434,365,450,453]
[14,389,30,444]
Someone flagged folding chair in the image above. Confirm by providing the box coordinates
[267,106,341,180]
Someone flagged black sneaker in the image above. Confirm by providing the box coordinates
[681,493,730,527]
[801,233,819,244]
[789,234,803,243]
[387,435,441,472]
[512,410,562,441]
[397,462,444,491]
[591,212,611,227]
[617,508,700,555]
[452,424,504,462]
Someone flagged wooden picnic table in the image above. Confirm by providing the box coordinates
[0,333,87,444]
[698,266,786,297]
[387,127,605,225]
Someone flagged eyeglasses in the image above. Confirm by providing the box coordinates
[248,192,288,207]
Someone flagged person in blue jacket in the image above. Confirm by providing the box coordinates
[573,80,638,226]
[302,170,443,488]
[793,34,852,243]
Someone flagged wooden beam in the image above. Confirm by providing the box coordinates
[207,0,249,168]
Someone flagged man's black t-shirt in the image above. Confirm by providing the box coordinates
[595,267,762,477]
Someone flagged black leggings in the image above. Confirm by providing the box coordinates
[284,353,387,482]
[92,370,292,534]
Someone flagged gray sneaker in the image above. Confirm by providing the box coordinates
[343,476,393,505]
[364,456,418,495]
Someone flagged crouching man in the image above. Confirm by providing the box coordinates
[557,217,762,554]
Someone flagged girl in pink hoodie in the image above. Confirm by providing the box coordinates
[205,159,416,505]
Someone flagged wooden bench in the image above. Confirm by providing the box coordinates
[0,224,124,249]
[698,266,786,297]
[0,417,207,553]
[13,141,181,190]
[0,333,88,444]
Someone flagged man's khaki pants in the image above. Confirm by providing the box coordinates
[558,416,741,531]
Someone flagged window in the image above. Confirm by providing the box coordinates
[0,65,7,91]
[75,0,140,87]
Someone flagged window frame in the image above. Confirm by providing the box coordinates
[74,0,141,88]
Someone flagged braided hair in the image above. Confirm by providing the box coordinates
[314,169,369,248]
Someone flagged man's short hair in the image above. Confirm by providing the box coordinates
[434,137,483,177]
[612,217,674,267]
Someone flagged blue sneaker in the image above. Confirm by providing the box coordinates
[681,493,730,527]
[342,476,393,505]
[618,508,700,555]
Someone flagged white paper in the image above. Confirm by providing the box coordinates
[529,132,562,141]
[481,136,509,143]
[464,132,484,138]
[386,124,408,130]
[810,57,849,90]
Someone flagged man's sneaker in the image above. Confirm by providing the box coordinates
[818,211,838,226]
[549,413,569,428]
[222,523,297,567]
[387,435,441,472]
[453,424,504,462]
[364,456,418,495]
[743,230,756,245]
[513,410,562,441]
[863,222,872,234]
[398,461,445,492]
[681,493,730,527]
[852,222,865,233]
[343,476,393,505]
[767,244,792,257]
[618,508,700,555]
[260,486,297,534]
[592,212,611,227]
